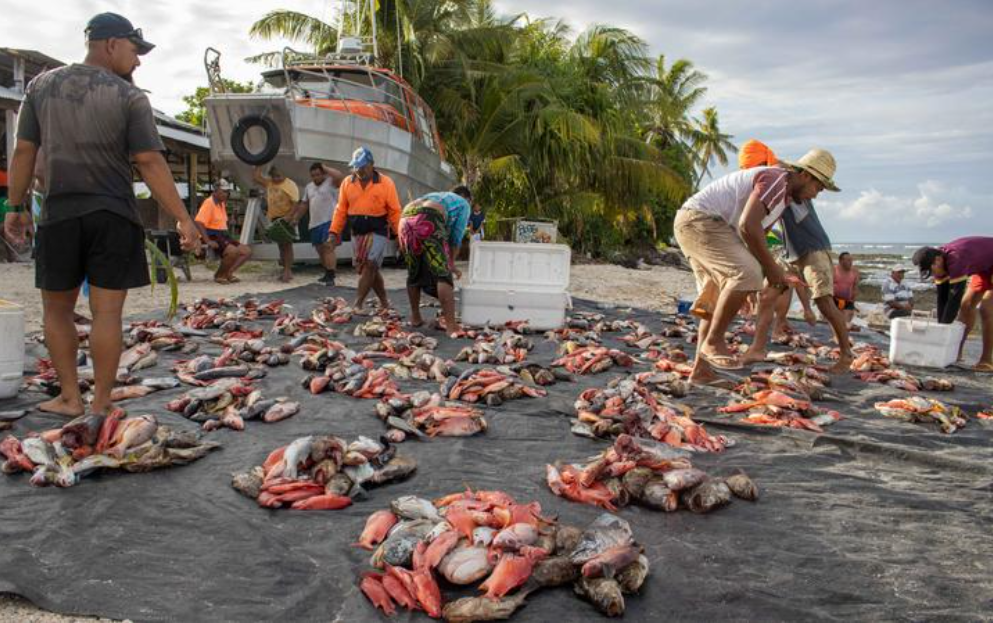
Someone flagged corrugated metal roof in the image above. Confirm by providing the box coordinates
[0,48,65,69]
[157,124,210,150]
[0,85,22,102]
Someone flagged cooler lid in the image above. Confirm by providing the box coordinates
[467,241,571,291]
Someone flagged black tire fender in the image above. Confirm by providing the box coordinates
[230,114,281,166]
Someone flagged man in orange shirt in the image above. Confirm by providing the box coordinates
[330,147,401,310]
[194,180,251,283]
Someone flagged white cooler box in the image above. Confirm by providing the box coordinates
[888,314,965,369]
[460,241,571,331]
[0,300,25,399]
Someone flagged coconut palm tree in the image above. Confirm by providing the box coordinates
[640,55,708,150]
[691,106,736,189]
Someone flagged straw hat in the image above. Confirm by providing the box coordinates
[783,148,840,192]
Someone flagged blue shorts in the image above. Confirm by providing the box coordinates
[309,223,331,246]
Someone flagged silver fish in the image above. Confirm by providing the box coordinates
[438,544,493,585]
[71,454,121,478]
[391,495,443,522]
[21,437,56,467]
[281,436,314,480]
[140,377,181,389]
[569,513,634,565]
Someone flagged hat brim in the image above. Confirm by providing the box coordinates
[782,160,840,192]
[132,38,155,55]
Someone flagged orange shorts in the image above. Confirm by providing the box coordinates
[969,273,992,293]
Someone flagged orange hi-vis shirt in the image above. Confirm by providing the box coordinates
[330,170,402,237]
[195,196,228,231]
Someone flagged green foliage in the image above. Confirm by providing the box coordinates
[245,1,735,257]
[176,79,256,127]
[144,240,180,320]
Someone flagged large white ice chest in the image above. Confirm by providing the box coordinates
[888,314,965,369]
[0,300,25,399]
[460,241,571,330]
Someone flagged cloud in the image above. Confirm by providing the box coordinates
[816,180,981,241]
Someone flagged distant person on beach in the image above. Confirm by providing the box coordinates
[398,186,472,335]
[833,252,860,329]
[253,165,300,283]
[194,180,251,284]
[7,12,201,417]
[290,162,345,286]
[469,202,485,242]
[673,144,837,384]
[913,236,993,371]
[882,265,913,319]
[331,146,402,310]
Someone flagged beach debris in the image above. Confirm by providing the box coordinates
[231,434,415,509]
[547,434,756,514]
[552,346,636,376]
[354,492,650,618]
[1,410,218,487]
[441,368,547,405]
[719,389,842,432]
[571,374,731,451]
[874,397,967,434]
[374,393,486,440]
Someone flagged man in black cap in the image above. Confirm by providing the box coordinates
[7,12,201,418]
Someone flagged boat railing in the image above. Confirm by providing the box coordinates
[278,47,441,155]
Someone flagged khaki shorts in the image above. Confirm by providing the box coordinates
[793,249,834,299]
[674,209,763,317]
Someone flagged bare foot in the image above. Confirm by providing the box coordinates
[37,396,84,417]
[279,272,293,283]
[829,355,853,374]
[407,318,424,328]
[740,349,767,364]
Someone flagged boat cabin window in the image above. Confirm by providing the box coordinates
[263,68,406,111]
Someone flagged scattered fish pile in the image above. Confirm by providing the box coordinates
[771,330,820,350]
[355,492,651,620]
[454,320,533,339]
[849,346,890,373]
[652,356,694,378]
[719,389,842,432]
[855,369,954,392]
[166,379,298,431]
[294,335,353,370]
[456,332,533,365]
[304,362,402,399]
[735,366,833,402]
[173,353,267,386]
[544,327,603,347]
[572,375,732,451]
[547,434,758,513]
[124,320,195,352]
[364,333,440,358]
[311,296,357,327]
[209,329,292,368]
[441,368,547,406]
[271,313,322,336]
[231,434,415,509]
[977,407,992,420]
[1,410,218,487]
[380,351,454,382]
[354,312,406,338]
[375,393,486,440]
[567,312,645,335]
[181,297,285,330]
[552,346,636,376]
[621,330,690,362]
[874,397,967,434]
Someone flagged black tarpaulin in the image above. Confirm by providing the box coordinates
[1,285,991,622]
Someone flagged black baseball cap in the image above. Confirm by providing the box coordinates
[85,12,155,55]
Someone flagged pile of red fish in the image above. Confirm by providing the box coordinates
[572,375,732,452]
[547,434,758,513]
[166,378,298,431]
[311,296,357,327]
[440,368,547,406]
[181,297,285,330]
[1,410,218,488]
[355,492,651,619]
[375,392,487,440]
[552,346,636,376]
[231,434,415,509]
[719,389,842,432]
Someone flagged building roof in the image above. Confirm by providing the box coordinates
[0,48,65,69]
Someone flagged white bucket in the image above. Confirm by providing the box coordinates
[0,300,25,399]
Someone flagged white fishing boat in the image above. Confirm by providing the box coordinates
[202,0,455,261]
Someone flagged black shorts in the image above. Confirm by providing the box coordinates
[35,211,150,291]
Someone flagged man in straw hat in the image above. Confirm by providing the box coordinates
[673,146,839,385]
[740,148,853,372]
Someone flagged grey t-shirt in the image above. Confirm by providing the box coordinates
[781,199,831,262]
[16,63,164,226]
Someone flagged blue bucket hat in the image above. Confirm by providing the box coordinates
[349,146,374,170]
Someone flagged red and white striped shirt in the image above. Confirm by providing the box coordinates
[682,166,790,230]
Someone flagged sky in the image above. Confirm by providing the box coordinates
[1,0,990,242]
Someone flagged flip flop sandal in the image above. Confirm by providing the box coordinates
[214,277,230,284]
[974,362,993,373]
[703,354,744,371]
[226,276,241,283]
